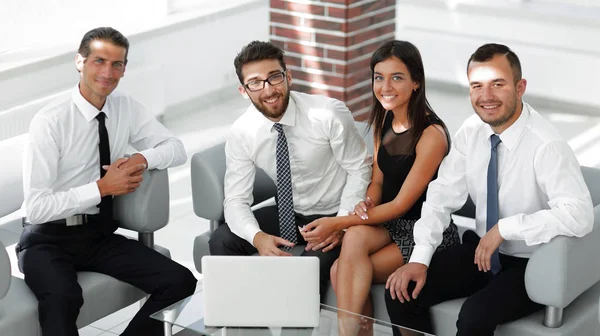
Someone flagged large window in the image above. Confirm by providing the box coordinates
[0,0,169,57]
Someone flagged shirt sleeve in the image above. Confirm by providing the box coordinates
[409,126,470,266]
[128,100,187,170]
[223,130,262,245]
[326,100,373,216]
[498,140,593,244]
[23,115,101,224]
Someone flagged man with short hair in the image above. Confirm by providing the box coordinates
[384,43,594,336]
[17,27,197,336]
[209,41,372,300]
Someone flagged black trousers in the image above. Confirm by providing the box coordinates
[384,230,542,336]
[17,217,197,336]
[208,205,341,303]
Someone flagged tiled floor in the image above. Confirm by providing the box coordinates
[4,84,599,335]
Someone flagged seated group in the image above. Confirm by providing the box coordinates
[14,26,593,336]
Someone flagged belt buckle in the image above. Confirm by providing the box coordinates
[66,215,85,226]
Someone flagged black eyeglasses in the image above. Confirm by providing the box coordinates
[244,72,286,92]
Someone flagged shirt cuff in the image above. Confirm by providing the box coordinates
[242,225,262,247]
[336,208,351,217]
[498,215,523,241]
[408,245,435,267]
[138,148,159,170]
[74,182,102,209]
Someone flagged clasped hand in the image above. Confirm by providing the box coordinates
[97,154,147,197]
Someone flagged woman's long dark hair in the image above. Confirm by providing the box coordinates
[367,40,451,154]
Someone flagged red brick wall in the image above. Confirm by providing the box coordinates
[270,0,396,120]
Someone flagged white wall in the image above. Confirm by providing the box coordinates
[0,0,268,140]
[396,0,600,111]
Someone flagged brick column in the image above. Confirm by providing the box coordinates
[270,0,396,120]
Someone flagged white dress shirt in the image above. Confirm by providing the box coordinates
[224,91,372,244]
[410,102,594,266]
[23,86,187,224]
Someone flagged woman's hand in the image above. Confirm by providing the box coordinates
[349,196,374,220]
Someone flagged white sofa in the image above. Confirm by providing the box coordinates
[189,122,600,336]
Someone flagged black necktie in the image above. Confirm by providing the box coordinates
[95,112,113,220]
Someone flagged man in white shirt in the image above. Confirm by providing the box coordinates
[209,41,372,300]
[16,27,197,336]
[384,43,593,336]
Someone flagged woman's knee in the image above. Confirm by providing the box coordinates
[340,226,373,252]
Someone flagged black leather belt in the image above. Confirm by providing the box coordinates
[22,214,96,227]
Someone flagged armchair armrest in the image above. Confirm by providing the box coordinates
[524,205,600,308]
[0,240,10,299]
[114,168,170,233]
[190,141,277,226]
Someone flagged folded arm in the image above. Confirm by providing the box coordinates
[128,101,187,170]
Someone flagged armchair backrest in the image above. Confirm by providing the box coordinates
[0,241,11,300]
[581,166,600,207]
[191,142,275,222]
[0,134,27,218]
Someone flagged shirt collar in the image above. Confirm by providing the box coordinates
[484,101,530,151]
[72,85,113,122]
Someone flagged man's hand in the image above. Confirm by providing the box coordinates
[300,217,340,245]
[118,153,148,176]
[474,224,504,272]
[304,230,344,252]
[96,158,146,197]
[348,197,374,220]
[386,262,428,303]
[253,232,295,256]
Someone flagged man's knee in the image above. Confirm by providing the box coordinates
[385,288,410,315]
[164,265,198,297]
[37,284,84,313]
[208,224,232,255]
[456,298,495,335]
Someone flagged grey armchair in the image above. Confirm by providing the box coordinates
[0,134,173,335]
[190,132,600,336]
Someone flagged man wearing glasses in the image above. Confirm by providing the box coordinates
[209,41,372,300]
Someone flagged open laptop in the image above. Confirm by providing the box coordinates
[201,255,320,327]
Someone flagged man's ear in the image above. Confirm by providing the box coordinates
[285,69,293,87]
[75,53,85,72]
[516,78,527,99]
[238,85,249,99]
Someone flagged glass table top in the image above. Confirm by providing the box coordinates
[150,289,427,335]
